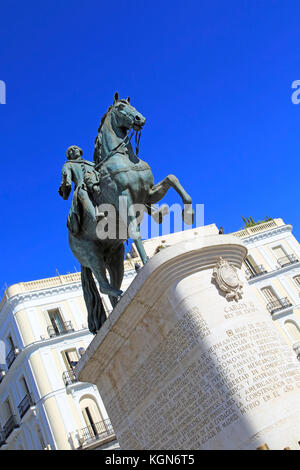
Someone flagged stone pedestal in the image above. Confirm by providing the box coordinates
[76,234,300,450]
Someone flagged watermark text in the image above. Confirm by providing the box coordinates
[0,80,6,104]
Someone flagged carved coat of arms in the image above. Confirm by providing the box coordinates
[212,257,243,301]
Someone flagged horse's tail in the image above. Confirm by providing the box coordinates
[81,266,106,335]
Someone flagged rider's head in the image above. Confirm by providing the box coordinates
[66,146,83,160]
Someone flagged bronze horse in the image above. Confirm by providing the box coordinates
[59,92,194,334]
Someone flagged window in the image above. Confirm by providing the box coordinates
[46,308,74,337]
[293,275,300,288]
[18,377,34,418]
[48,309,65,335]
[20,376,30,398]
[273,246,299,267]
[1,398,18,439]
[7,336,14,350]
[3,398,13,422]
[272,245,287,259]
[80,396,103,432]
[244,255,257,274]
[6,335,17,369]
[6,335,16,353]
[261,286,279,303]
[284,320,300,342]
[261,286,292,313]
[62,349,79,370]
[244,255,266,276]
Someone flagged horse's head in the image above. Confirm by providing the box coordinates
[111,91,146,132]
[94,92,146,164]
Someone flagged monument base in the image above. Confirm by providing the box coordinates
[76,233,300,450]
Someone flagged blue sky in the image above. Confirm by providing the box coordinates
[0,0,300,288]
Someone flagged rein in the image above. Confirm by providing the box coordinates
[95,123,142,171]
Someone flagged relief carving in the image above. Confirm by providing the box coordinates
[212,257,243,301]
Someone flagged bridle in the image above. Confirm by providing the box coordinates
[95,107,142,171]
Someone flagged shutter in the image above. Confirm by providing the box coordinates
[294,276,300,288]
[245,255,260,274]
[261,286,278,303]
[272,246,286,259]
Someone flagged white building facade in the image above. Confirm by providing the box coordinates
[0,263,137,450]
[231,218,300,359]
[0,217,300,450]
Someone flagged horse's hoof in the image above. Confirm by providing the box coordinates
[117,291,124,301]
[152,204,169,224]
[182,206,194,225]
[96,212,106,221]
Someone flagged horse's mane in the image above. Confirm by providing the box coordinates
[93,105,113,164]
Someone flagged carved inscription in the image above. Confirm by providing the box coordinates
[106,306,300,450]
[223,300,258,320]
[107,307,211,424]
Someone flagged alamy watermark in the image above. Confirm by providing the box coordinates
[0,80,6,104]
[291,80,300,104]
[95,198,204,241]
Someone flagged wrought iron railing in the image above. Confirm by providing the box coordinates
[3,415,19,440]
[77,419,114,447]
[62,369,78,386]
[245,265,267,279]
[266,297,292,314]
[277,254,299,268]
[17,394,35,419]
[47,321,74,338]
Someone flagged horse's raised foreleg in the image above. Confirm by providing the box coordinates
[148,174,194,225]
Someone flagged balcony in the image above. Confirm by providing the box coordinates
[47,321,74,338]
[277,254,299,268]
[2,415,19,441]
[6,347,19,369]
[17,394,35,420]
[246,265,267,279]
[267,297,292,315]
[62,369,78,387]
[77,419,115,448]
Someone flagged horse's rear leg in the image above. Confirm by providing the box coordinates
[148,174,194,225]
[106,244,125,308]
[121,190,149,265]
[82,247,123,298]
[92,262,123,299]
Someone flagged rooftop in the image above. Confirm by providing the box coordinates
[0,258,141,311]
[230,217,286,238]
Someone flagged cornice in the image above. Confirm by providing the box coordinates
[239,224,293,244]
[0,270,136,323]
[0,282,83,322]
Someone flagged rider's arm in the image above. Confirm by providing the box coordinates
[58,162,72,200]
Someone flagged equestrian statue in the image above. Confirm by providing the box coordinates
[59,92,194,334]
